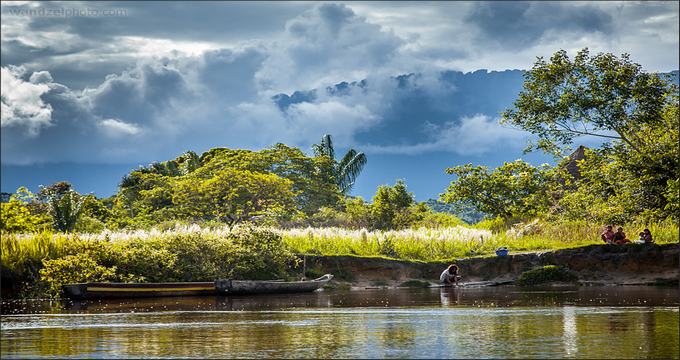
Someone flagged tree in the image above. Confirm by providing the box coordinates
[38,182,86,232]
[191,144,341,215]
[176,151,201,175]
[372,179,416,229]
[172,168,295,227]
[555,99,679,222]
[134,150,202,177]
[342,196,374,229]
[81,195,112,223]
[111,144,342,227]
[313,134,367,194]
[0,188,49,233]
[501,48,676,156]
[442,160,555,220]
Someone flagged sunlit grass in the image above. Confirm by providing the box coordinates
[275,219,678,261]
[2,219,677,278]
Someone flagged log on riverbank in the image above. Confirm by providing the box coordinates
[305,243,679,287]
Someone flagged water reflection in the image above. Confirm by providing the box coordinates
[562,306,578,355]
[2,286,678,359]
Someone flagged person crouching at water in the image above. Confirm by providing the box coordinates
[440,264,460,286]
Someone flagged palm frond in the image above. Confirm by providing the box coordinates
[337,149,357,172]
[338,151,367,194]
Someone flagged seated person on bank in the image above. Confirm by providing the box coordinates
[440,264,460,286]
[601,225,615,244]
[612,227,629,244]
[642,228,654,243]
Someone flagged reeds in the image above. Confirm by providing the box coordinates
[2,219,677,276]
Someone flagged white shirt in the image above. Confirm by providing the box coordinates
[440,269,456,283]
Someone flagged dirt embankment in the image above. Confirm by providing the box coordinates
[304,243,679,287]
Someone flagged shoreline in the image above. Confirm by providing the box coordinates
[304,243,679,289]
[2,243,677,299]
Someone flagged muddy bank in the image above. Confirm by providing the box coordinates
[305,243,679,287]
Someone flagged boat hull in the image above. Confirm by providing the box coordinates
[62,275,333,300]
[63,282,217,300]
[216,275,333,295]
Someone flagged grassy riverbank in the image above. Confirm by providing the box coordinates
[277,220,678,260]
[2,220,677,297]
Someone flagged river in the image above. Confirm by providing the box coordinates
[1,286,678,358]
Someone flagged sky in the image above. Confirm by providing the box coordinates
[1,1,679,200]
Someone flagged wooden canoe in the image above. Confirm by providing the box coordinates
[216,274,333,295]
[62,274,333,300]
[62,281,217,300]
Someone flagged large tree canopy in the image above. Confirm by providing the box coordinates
[112,143,343,228]
[501,48,677,155]
[445,49,679,223]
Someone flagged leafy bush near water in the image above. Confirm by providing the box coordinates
[2,227,295,298]
[516,265,578,286]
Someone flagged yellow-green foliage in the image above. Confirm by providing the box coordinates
[0,200,50,233]
[414,211,465,228]
[40,254,120,296]
[2,226,295,298]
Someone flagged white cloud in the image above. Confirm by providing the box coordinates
[28,70,53,84]
[256,3,405,93]
[99,118,142,137]
[225,98,379,150]
[117,36,222,58]
[1,66,53,136]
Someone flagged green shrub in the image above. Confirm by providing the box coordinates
[413,212,465,228]
[1,198,50,233]
[74,216,106,233]
[113,240,177,282]
[226,227,295,280]
[516,265,578,286]
[39,254,120,297]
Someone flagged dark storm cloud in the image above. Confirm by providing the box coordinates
[466,2,614,48]
[2,1,678,166]
[85,62,191,125]
[1,1,308,90]
[21,1,309,43]
[199,48,266,104]
[1,38,135,89]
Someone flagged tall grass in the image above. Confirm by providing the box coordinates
[1,232,70,278]
[277,220,678,261]
[275,226,492,260]
[2,219,677,296]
